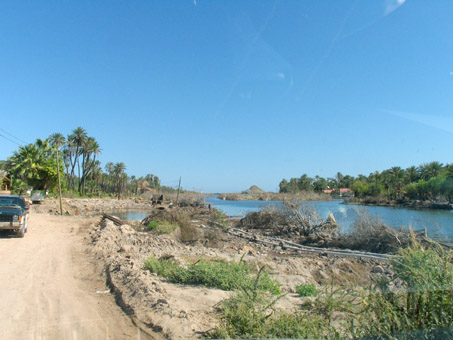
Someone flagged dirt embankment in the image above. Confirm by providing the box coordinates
[32,197,154,216]
[90,211,389,339]
[343,197,453,210]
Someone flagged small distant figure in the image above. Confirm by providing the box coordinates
[208,203,212,211]
[157,194,164,205]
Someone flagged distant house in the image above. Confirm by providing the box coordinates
[323,188,354,197]
[339,188,353,195]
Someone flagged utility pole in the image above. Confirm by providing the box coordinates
[176,177,181,206]
[56,145,63,215]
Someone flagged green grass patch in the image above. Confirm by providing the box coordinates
[296,283,318,297]
[207,236,453,339]
[209,290,338,339]
[146,220,178,234]
[354,238,453,339]
[144,255,280,294]
[146,221,159,230]
[211,209,228,229]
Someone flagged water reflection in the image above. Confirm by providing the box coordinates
[108,210,151,221]
[206,196,453,240]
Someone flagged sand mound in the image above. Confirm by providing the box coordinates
[241,185,266,195]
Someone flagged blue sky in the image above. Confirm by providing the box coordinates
[1,0,453,192]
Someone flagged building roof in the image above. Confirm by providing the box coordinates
[339,188,353,193]
[323,188,354,194]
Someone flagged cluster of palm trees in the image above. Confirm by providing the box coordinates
[53,127,133,198]
[279,173,354,194]
[2,127,117,198]
[53,127,102,195]
[3,127,165,199]
[351,162,453,201]
[279,162,453,203]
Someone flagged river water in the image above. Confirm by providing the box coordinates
[206,196,453,241]
[109,196,453,242]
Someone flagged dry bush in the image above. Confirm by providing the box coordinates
[238,205,290,232]
[178,225,200,243]
[178,196,206,208]
[142,209,181,225]
[281,202,336,236]
[332,211,412,253]
[142,208,197,241]
[238,202,336,237]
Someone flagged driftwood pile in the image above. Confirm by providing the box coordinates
[237,206,447,254]
[237,203,337,240]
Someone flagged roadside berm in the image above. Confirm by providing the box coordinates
[89,205,391,339]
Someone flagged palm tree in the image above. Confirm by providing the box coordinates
[50,133,66,214]
[79,137,101,194]
[419,162,444,181]
[68,127,87,189]
[7,144,40,181]
[6,139,57,191]
[388,166,404,198]
[105,162,114,194]
[113,162,126,200]
[405,166,419,184]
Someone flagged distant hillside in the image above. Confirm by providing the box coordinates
[241,185,266,195]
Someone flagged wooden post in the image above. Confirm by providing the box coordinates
[56,146,63,215]
[176,177,181,206]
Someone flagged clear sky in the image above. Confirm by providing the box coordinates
[1,0,452,192]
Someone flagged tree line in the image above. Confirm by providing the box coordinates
[1,127,168,198]
[279,161,453,203]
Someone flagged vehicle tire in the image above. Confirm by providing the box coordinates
[17,227,25,238]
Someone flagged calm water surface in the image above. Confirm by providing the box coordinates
[108,197,453,242]
[206,196,453,240]
[109,210,150,221]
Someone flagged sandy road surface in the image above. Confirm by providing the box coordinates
[0,212,151,340]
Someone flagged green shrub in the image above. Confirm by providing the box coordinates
[211,209,227,229]
[208,237,453,340]
[296,283,318,297]
[144,256,190,283]
[207,274,338,339]
[355,238,453,339]
[146,220,178,234]
[144,255,280,294]
[146,221,159,230]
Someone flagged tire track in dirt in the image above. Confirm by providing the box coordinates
[0,212,153,339]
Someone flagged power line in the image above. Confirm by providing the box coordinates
[0,128,27,144]
[0,133,21,146]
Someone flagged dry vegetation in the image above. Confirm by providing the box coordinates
[86,200,386,339]
[34,197,451,339]
[237,203,439,255]
[238,202,337,238]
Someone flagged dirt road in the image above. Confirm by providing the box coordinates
[0,212,151,340]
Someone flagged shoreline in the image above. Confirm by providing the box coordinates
[216,192,332,202]
[343,198,453,211]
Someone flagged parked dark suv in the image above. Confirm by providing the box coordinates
[0,195,30,237]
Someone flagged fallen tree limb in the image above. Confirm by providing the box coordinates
[101,213,124,226]
[228,227,395,261]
